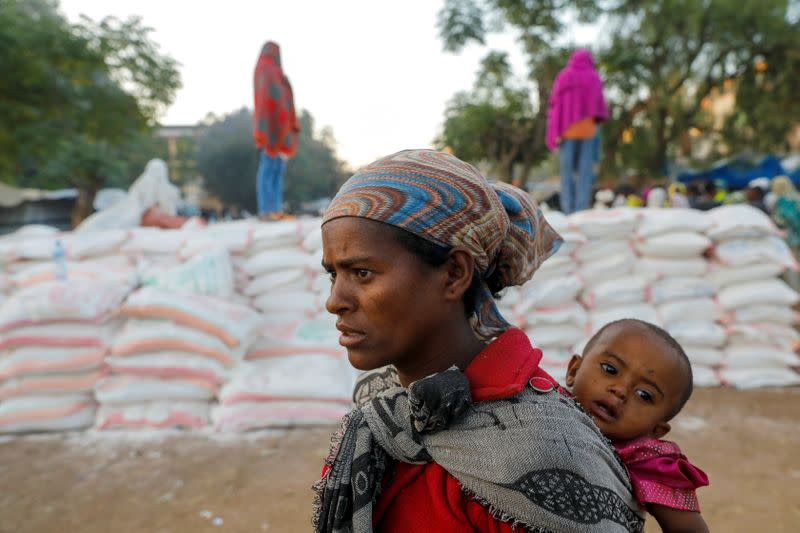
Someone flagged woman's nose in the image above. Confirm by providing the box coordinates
[325,277,353,315]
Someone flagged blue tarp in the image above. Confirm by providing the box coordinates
[677,154,800,190]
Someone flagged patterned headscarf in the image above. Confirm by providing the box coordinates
[322,149,562,339]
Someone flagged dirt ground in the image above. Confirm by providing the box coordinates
[1,387,798,533]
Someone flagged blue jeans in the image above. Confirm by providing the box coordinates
[256,151,287,215]
[558,138,595,214]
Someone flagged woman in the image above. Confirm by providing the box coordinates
[546,49,608,215]
[313,149,644,532]
[253,41,300,219]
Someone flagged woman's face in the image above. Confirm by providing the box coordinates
[322,217,451,371]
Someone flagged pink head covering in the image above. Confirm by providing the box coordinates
[546,49,608,151]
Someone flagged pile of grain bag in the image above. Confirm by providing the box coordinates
[568,208,654,332]
[707,205,800,388]
[237,219,326,318]
[0,280,130,433]
[633,209,721,387]
[213,315,353,432]
[95,286,263,430]
[0,226,134,289]
[177,220,255,306]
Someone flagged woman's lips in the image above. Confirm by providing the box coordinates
[590,400,618,423]
[336,323,366,348]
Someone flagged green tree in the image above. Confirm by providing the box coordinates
[436,48,569,182]
[598,0,800,178]
[437,0,800,182]
[196,108,347,213]
[0,0,180,223]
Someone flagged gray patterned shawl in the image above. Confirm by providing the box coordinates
[312,367,644,533]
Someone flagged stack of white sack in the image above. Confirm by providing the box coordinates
[706,205,800,388]
[177,221,255,306]
[121,227,189,275]
[571,208,660,339]
[630,209,721,387]
[237,219,327,319]
[0,280,130,433]
[213,314,354,432]
[0,226,134,288]
[514,211,588,378]
[141,248,237,302]
[96,286,263,430]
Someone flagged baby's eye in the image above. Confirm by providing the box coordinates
[600,362,617,375]
[636,389,653,403]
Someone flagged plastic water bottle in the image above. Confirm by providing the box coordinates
[53,239,67,281]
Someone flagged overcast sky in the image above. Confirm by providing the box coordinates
[60,1,595,168]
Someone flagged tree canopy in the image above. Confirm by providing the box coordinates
[196,108,347,213]
[0,0,180,221]
[437,0,800,182]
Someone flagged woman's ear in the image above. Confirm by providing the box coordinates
[443,247,475,301]
[565,354,582,387]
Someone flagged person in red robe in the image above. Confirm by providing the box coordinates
[253,41,299,219]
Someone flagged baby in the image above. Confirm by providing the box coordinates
[566,318,710,533]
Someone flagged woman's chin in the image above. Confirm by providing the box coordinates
[346,351,384,372]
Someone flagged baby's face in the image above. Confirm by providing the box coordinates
[566,323,687,442]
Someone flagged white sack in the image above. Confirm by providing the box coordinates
[517,274,583,312]
[634,257,708,280]
[717,279,799,309]
[568,208,639,239]
[637,208,711,238]
[658,298,723,327]
[706,262,785,290]
[713,236,798,269]
[649,277,715,305]
[706,204,780,241]
[122,287,263,348]
[667,321,727,348]
[95,401,209,430]
[578,250,637,283]
[220,355,353,405]
[634,232,711,258]
[0,280,130,332]
[213,401,350,432]
[574,240,630,264]
[142,248,234,299]
[524,303,588,330]
[727,304,799,326]
[95,376,216,403]
[580,275,648,309]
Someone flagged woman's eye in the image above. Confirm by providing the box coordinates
[355,269,371,280]
[600,362,617,375]
[636,389,653,403]
[327,271,336,282]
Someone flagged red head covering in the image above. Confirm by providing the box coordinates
[253,41,300,158]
